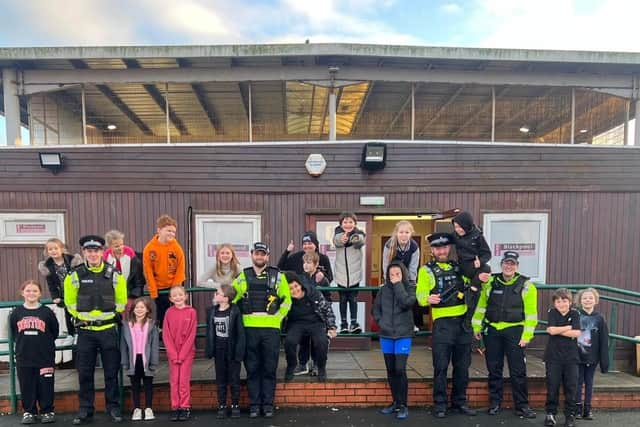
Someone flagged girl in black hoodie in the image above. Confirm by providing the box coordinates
[372,261,416,420]
[574,288,609,420]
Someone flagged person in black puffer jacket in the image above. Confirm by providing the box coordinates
[283,272,337,382]
[451,211,492,287]
[372,261,416,420]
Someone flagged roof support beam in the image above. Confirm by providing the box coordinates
[122,59,189,136]
[351,81,373,134]
[20,67,634,98]
[384,83,420,137]
[451,87,509,138]
[494,87,557,133]
[417,85,465,136]
[238,82,250,121]
[68,60,153,135]
[177,58,220,133]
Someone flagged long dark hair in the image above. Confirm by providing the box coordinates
[128,296,156,324]
[385,261,410,286]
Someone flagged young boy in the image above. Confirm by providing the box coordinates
[451,211,492,287]
[544,288,581,427]
[143,214,186,327]
[333,211,366,334]
[205,284,245,419]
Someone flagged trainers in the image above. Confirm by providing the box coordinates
[131,408,143,421]
[452,405,476,416]
[72,411,93,425]
[583,410,594,420]
[178,408,190,421]
[544,414,557,426]
[144,408,155,421]
[216,405,227,419]
[230,405,241,418]
[41,412,56,424]
[293,363,309,375]
[263,405,274,418]
[396,405,409,420]
[515,406,536,419]
[249,407,259,418]
[308,360,316,376]
[379,403,398,415]
[21,413,36,425]
[339,323,349,334]
[488,405,500,416]
[349,321,362,334]
[317,367,327,382]
[109,409,123,423]
[285,366,295,381]
[565,415,576,427]
[169,410,180,422]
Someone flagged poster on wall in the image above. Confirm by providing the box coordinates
[194,214,261,286]
[483,213,548,283]
[0,213,65,244]
[316,220,368,329]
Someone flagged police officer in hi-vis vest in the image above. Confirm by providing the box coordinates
[64,235,127,424]
[416,233,490,419]
[472,250,538,419]
[232,242,291,419]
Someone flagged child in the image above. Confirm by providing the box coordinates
[451,211,491,287]
[104,230,146,314]
[9,280,59,424]
[121,297,159,422]
[205,284,245,419]
[163,286,197,422]
[372,262,416,420]
[574,288,609,420]
[143,214,186,327]
[382,220,420,284]
[333,211,366,334]
[198,243,241,288]
[544,288,581,427]
[37,238,82,335]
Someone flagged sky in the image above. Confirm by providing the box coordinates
[1,0,638,144]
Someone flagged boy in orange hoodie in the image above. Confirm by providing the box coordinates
[143,214,186,327]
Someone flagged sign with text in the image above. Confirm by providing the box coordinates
[0,213,65,244]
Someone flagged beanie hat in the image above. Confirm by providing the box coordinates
[301,231,320,252]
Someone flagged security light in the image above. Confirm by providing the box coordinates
[361,143,387,171]
[39,152,64,174]
[519,126,530,133]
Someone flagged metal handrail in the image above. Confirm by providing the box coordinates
[1,282,639,414]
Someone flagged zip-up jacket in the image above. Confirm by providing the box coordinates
[373,263,417,339]
[472,273,538,343]
[285,282,337,331]
[38,253,83,301]
[120,319,160,376]
[205,303,246,362]
[333,226,365,287]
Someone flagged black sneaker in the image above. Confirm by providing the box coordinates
[488,405,500,416]
[583,410,594,420]
[515,407,537,419]
[452,405,476,416]
[339,323,349,334]
[72,411,93,425]
[285,366,295,381]
[109,409,123,423]
[293,363,309,376]
[169,410,180,422]
[178,408,190,421]
[395,405,409,420]
[349,321,362,334]
[544,414,557,426]
[216,405,227,419]
[379,403,398,415]
[230,405,241,418]
[249,407,259,418]
[433,408,446,418]
[263,405,274,418]
[565,415,576,427]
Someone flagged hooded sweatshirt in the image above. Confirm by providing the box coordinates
[451,211,492,264]
[143,235,186,299]
[277,231,334,283]
[577,309,609,372]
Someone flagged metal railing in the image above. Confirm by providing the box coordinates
[1,283,639,414]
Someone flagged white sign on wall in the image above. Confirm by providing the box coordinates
[483,212,548,283]
[195,214,261,284]
[0,212,65,244]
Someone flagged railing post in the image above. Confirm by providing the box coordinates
[8,321,17,414]
[609,303,618,370]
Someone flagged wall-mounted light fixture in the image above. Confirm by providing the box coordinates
[360,142,387,171]
[39,152,64,174]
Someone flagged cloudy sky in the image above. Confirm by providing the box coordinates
[1,0,638,144]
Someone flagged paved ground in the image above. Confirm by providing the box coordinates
[1,407,639,426]
[2,347,638,396]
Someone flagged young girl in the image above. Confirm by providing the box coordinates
[121,297,159,422]
[37,238,82,335]
[197,244,241,288]
[163,286,197,422]
[104,230,146,313]
[574,288,609,420]
[372,262,416,420]
[382,221,420,284]
[205,284,245,419]
[333,211,366,334]
[9,280,59,424]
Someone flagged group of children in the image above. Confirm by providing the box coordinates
[8,210,609,424]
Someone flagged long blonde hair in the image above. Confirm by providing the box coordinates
[216,244,241,277]
[43,238,67,258]
[387,220,415,265]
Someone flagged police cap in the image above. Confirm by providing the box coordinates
[251,242,270,254]
[79,235,106,250]
[501,251,519,263]
[427,232,453,247]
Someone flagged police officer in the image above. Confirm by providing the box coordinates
[232,242,291,419]
[64,235,127,424]
[416,233,489,418]
[471,251,537,418]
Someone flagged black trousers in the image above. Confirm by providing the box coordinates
[576,363,597,411]
[545,361,578,416]
[214,345,242,406]
[17,366,55,414]
[244,328,280,408]
[284,323,329,370]
[484,325,529,409]
[383,354,409,406]
[431,316,472,410]
[459,262,491,287]
[76,327,121,413]
[297,335,313,365]
[155,294,171,328]
[129,355,153,409]
[338,285,359,325]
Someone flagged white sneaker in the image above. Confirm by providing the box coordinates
[144,408,155,421]
[131,408,142,421]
